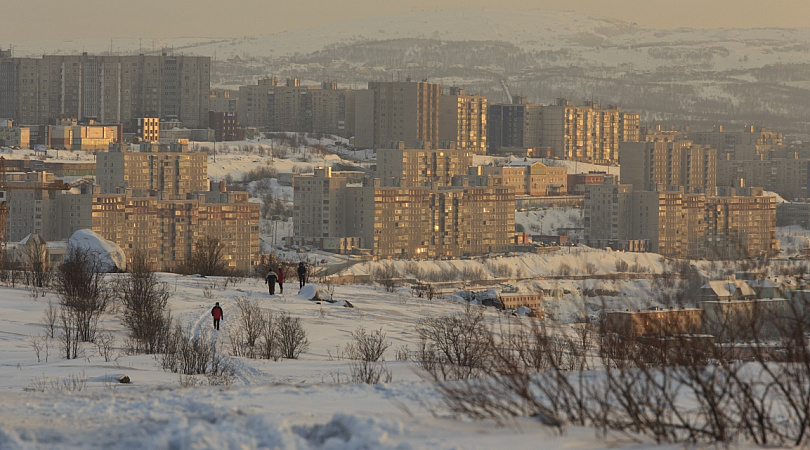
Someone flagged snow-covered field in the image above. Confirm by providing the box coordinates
[0,272,659,449]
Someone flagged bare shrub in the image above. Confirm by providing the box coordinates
[53,246,112,343]
[95,332,116,362]
[557,262,572,277]
[416,311,491,381]
[41,300,58,338]
[276,312,309,359]
[235,297,264,350]
[117,251,172,354]
[180,236,232,276]
[350,359,392,385]
[373,262,399,292]
[346,327,390,362]
[614,259,629,272]
[160,322,233,378]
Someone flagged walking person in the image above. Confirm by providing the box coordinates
[297,262,307,289]
[265,269,278,295]
[211,302,223,330]
[277,266,285,294]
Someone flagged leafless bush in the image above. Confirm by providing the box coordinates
[41,300,58,338]
[556,262,572,277]
[614,259,629,272]
[179,236,233,277]
[395,344,411,361]
[276,312,310,359]
[235,297,263,349]
[54,246,112,343]
[59,306,80,359]
[160,322,233,378]
[95,332,116,362]
[29,334,51,363]
[346,327,390,362]
[117,251,172,354]
[350,359,393,385]
[416,311,491,381]
[373,262,399,292]
[422,303,810,446]
[27,372,87,393]
[486,261,514,278]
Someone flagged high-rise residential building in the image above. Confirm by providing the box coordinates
[0,53,211,128]
[292,167,373,251]
[355,79,441,149]
[584,180,777,259]
[293,145,516,258]
[716,158,810,201]
[237,78,354,137]
[439,87,487,154]
[372,182,514,259]
[540,99,639,164]
[6,141,259,272]
[487,100,542,152]
[310,81,355,137]
[688,125,783,160]
[89,186,260,273]
[376,142,473,187]
[481,160,568,196]
[620,140,717,193]
[96,140,207,198]
[583,178,633,246]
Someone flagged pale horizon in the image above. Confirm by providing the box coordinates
[1,1,809,43]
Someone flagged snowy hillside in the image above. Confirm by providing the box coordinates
[0,272,649,448]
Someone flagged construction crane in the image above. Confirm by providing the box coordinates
[500,79,513,104]
[0,156,71,260]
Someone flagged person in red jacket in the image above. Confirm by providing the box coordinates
[278,267,285,294]
[211,302,223,330]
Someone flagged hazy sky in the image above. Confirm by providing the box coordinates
[3,0,810,41]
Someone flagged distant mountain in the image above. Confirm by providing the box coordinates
[8,8,810,136]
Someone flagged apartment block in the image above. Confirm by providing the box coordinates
[716,158,810,201]
[439,87,486,154]
[292,167,373,251]
[487,101,542,151]
[376,142,473,187]
[481,160,567,196]
[0,52,210,128]
[237,78,354,137]
[584,180,777,259]
[541,99,639,164]
[688,125,783,160]
[372,183,514,259]
[620,140,717,192]
[355,79,441,149]
[96,140,207,198]
[89,187,260,273]
[293,163,516,258]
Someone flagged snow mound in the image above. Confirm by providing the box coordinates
[292,413,403,449]
[297,284,318,300]
[68,229,127,272]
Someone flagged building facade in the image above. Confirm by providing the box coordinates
[355,79,441,149]
[439,87,487,154]
[0,53,210,128]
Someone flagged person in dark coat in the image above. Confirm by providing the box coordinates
[211,302,223,330]
[265,270,278,295]
[297,262,307,289]
[277,267,285,294]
